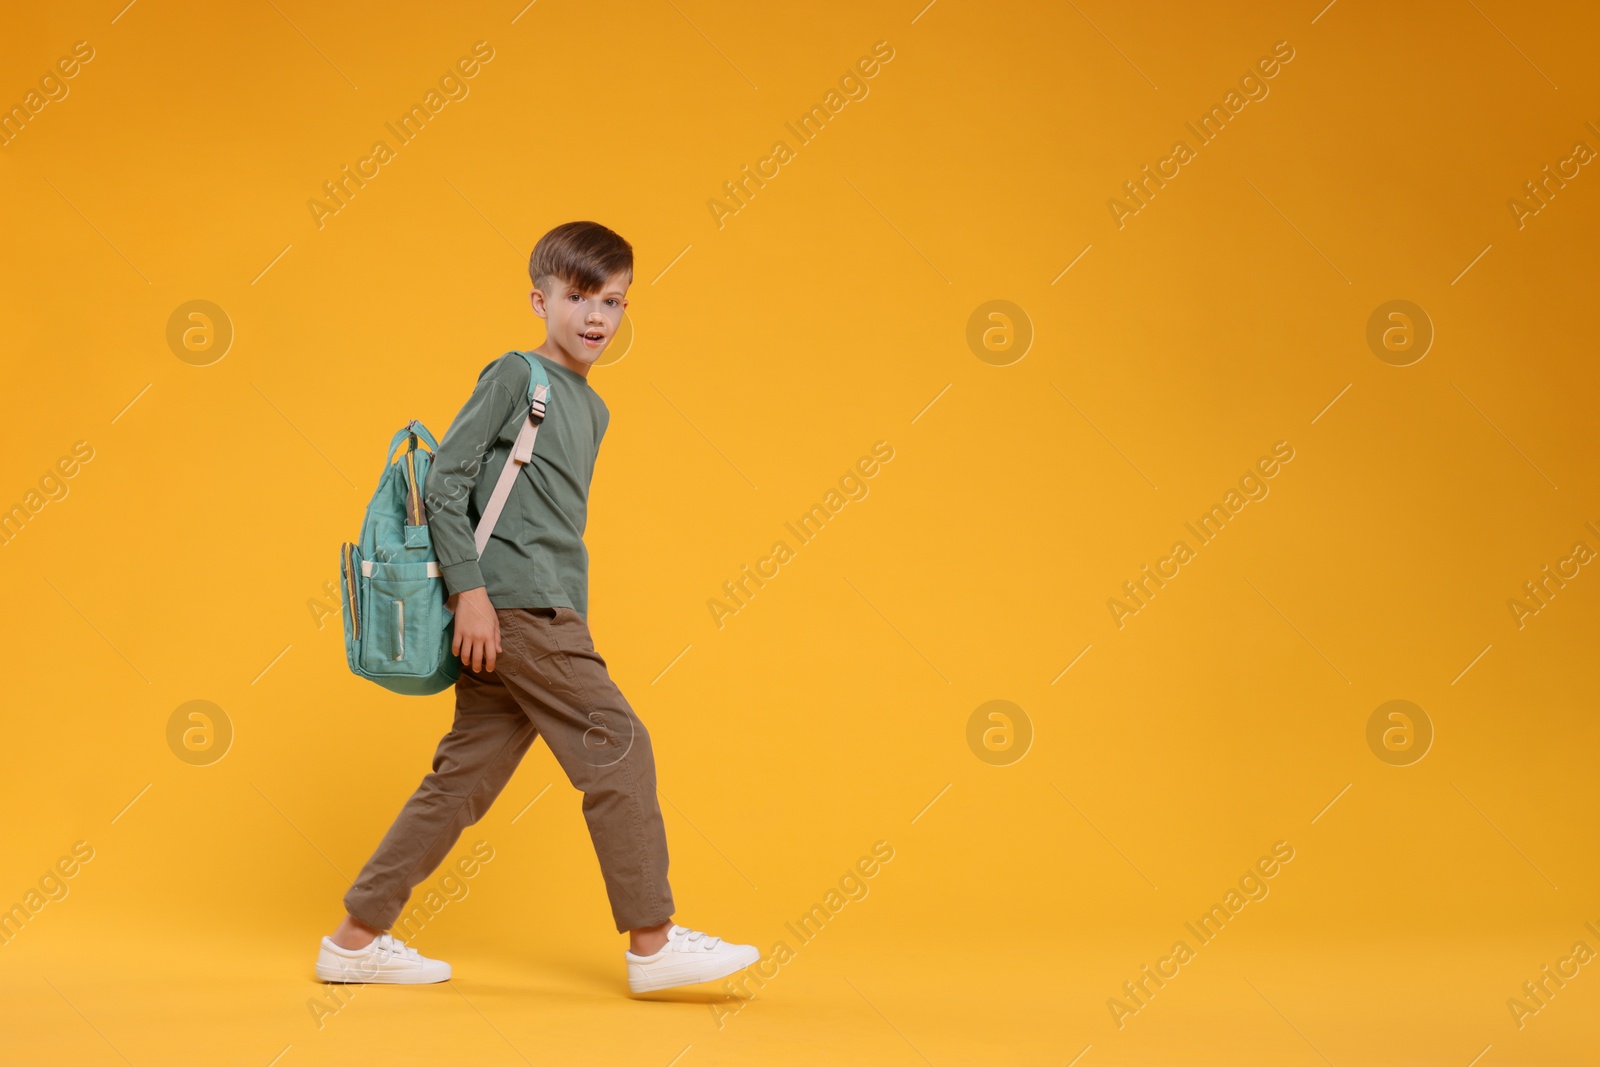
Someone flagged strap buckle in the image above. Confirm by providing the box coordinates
[529,383,549,425]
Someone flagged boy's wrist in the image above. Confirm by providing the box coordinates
[441,559,486,597]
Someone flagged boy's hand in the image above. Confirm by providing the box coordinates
[447,587,501,673]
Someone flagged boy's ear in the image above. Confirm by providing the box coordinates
[528,289,547,319]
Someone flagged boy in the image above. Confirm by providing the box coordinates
[315,221,758,995]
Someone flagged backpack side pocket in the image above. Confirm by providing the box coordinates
[340,542,363,674]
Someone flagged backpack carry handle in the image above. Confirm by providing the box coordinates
[383,420,440,468]
[373,421,438,528]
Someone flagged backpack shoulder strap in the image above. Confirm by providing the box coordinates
[472,352,551,556]
[511,351,548,402]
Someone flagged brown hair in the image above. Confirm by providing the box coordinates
[528,221,633,294]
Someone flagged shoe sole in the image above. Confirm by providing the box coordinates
[628,945,761,994]
[315,958,452,985]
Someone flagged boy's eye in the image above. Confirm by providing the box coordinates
[605,299,619,307]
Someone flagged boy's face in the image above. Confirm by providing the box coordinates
[529,270,630,376]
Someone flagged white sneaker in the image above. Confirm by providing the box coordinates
[315,933,451,984]
[625,924,760,994]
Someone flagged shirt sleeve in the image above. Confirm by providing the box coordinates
[424,364,518,596]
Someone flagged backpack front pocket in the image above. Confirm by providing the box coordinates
[359,560,444,677]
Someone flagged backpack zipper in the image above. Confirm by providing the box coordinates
[406,450,423,525]
[394,599,404,659]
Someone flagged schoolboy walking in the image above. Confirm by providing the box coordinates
[315,221,758,994]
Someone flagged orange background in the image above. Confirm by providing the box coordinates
[1,1,1597,1064]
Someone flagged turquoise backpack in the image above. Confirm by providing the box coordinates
[340,352,550,695]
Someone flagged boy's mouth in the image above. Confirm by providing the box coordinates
[580,330,606,349]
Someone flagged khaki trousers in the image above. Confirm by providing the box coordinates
[345,607,675,933]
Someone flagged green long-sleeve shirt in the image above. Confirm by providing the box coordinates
[423,350,609,616]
